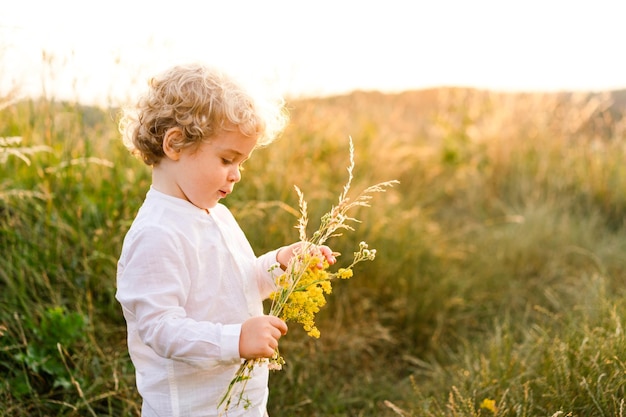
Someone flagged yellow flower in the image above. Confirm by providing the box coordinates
[480,398,497,413]
[270,253,334,338]
[320,280,332,293]
[337,268,353,279]
[307,327,321,338]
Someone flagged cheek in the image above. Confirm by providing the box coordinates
[197,165,223,185]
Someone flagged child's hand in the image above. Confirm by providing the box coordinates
[239,315,288,359]
[277,243,337,270]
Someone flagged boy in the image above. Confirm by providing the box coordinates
[116,63,335,416]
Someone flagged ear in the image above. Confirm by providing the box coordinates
[163,128,184,161]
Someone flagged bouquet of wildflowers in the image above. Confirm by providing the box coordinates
[218,139,398,414]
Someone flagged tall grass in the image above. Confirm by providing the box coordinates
[1,73,626,416]
[0,92,147,415]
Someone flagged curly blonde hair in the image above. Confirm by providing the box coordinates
[119,63,289,166]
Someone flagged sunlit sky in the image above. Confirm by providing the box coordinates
[2,0,625,106]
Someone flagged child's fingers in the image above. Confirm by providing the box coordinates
[315,245,337,266]
[268,315,288,335]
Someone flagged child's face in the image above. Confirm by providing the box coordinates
[168,130,257,210]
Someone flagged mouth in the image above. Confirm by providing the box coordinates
[219,189,230,198]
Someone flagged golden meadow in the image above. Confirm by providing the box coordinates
[1,78,626,416]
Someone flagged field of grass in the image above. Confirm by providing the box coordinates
[1,84,626,416]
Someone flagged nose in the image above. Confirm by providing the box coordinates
[228,165,242,183]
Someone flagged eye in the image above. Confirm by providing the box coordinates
[221,158,233,165]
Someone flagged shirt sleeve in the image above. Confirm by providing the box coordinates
[116,224,242,367]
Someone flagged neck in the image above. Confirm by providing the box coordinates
[151,164,210,214]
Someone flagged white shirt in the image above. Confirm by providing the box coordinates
[116,188,281,417]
